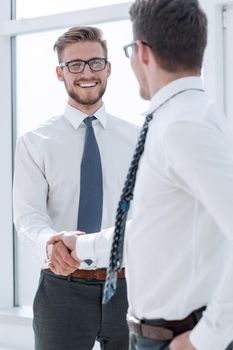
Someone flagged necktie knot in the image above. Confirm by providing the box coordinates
[83,116,95,128]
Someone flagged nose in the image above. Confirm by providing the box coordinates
[82,62,94,75]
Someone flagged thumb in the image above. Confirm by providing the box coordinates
[47,234,63,245]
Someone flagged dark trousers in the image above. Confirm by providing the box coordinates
[129,306,233,350]
[129,334,233,350]
[33,269,128,350]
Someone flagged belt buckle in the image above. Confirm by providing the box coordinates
[84,269,96,280]
[127,315,142,336]
[91,270,97,280]
[94,269,99,280]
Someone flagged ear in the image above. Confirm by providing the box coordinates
[56,66,64,81]
[106,61,111,77]
[136,40,150,66]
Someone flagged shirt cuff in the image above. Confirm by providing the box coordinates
[37,228,57,267]
[76,233,97,261]
[190,316,232,350]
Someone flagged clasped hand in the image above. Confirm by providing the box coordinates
[169,331,196,350]
[47,231,85,276]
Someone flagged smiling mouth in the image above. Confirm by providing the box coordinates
[76,82,98,88]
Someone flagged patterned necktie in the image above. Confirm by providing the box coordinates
[78,116,103,264]
[103,88,204,304]
[102,113,153,302]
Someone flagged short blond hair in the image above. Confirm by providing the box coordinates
[53,26,108,62]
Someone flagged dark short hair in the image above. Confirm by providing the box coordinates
[129,0,207,72]
[53,26,108,62]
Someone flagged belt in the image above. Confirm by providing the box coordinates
[70,268,125,280]
[127,306,206,341]
[128,318,174,341]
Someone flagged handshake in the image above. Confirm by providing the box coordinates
[47,231,85,276]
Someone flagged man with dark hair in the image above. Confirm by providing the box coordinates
[13,26,139,350]
[103,0,233,349]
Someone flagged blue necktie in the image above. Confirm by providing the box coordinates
[78,116,103,264]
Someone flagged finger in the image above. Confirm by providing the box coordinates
[71,250,80,262]
[53,241,79,268]
[49,254,77,276]
[47,233,64,245]
[62,235,77,251]
[49,263,76,276]
[50,242,72,270]
[49,252,68,273]
[53,242,75,266]
[51,266,77,276]
[76,231,86,235]
[59,243,80,268]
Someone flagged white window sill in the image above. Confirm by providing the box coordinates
[0,306,32,327]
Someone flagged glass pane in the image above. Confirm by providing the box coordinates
[16,0,131,19]
[15,19,148,306]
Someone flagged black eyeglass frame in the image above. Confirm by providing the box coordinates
[59,57,108,73]
[123,41,152,58]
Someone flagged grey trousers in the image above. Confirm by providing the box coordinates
[33,269,128,350]
[129,332,233,350]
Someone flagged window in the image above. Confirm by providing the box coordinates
[16,0,131,19]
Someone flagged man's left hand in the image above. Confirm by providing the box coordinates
[169,331,196,350]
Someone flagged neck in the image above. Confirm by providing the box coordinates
[148,68,201,98]
[68,98,103,115]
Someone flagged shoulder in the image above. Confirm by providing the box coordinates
[106,114,140,137]
[18,115,63,143]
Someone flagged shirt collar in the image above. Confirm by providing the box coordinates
[63,103,108,129]
[145,76,204,116]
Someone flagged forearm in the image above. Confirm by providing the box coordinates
[190,243,233,350]
[15,217,57,267]
[13,135,57,267]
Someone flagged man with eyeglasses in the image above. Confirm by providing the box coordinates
[103,1,233,350]
[13,26,139,350]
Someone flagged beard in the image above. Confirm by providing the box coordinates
[65,79,107,106]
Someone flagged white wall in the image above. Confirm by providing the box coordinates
[201,0,228,107]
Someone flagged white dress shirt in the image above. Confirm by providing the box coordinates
[76,77,233,350]
[13,103,139,268]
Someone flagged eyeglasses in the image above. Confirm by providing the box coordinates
[123,42,137,58]
[123,41,152,58]
[60,57,108,73]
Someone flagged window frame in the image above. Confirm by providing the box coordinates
[0,0,14,310]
